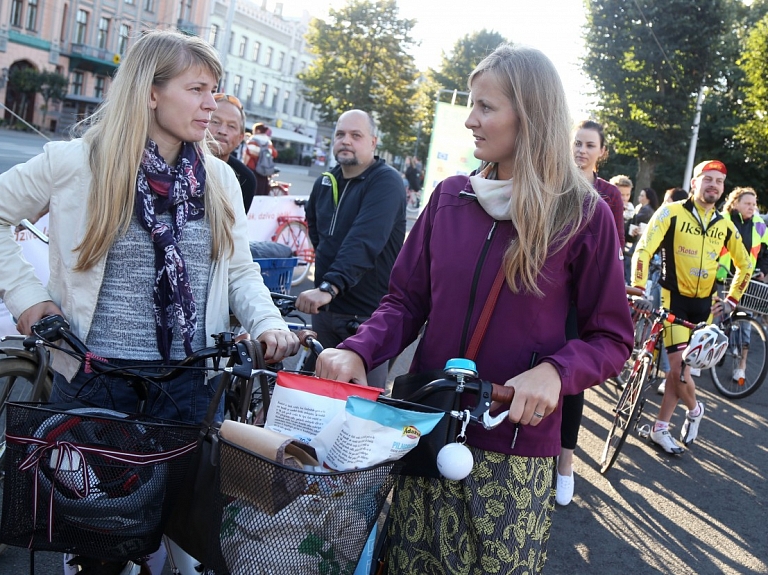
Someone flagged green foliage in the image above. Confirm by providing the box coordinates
[38,70,68,126]
[734,13,768,170]
[583,0,728,189]
[299,0,418,156]
[430,29,509,92]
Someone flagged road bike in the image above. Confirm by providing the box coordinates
[709,277,768,399]
[599,287,707,474]
[271,198,315,286]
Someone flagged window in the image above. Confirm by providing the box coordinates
[71,71,84,96]
[94,76,105,98]
[246,79,255,103]
[277,52,285,72]
[289,56,296,75]
[265,46,273,67]
[97,17,109,49]
[25,0,38,30]
[282,91,290,114]
[270,87,279,109]
[125,0,134,5]
[178,0,192,21]
[228,31,235,54]
[208,24,219,48]
[233,75,242,98]
[293,98,301,117]
[75,9,88,44]
[258,84,267,105]
[118,24,130,54]
[251,41,260,62]
[238,36,246,58]
[144,0,154,11]
[10,0,23,27]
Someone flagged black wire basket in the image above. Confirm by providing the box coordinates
[0,402,199,561]
[213,437,397,575]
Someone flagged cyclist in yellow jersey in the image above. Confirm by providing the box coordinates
[631,160,752,454]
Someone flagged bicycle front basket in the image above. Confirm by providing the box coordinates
[217,438,396,575]
[0,402,198,561]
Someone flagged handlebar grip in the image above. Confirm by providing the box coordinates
[296,329,319,347]
[491,383,515,404]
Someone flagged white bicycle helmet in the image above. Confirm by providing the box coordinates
[682,325,728,370]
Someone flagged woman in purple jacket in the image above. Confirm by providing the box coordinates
[316,45,633,575]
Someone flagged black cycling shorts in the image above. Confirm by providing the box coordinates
[661,288,713,353]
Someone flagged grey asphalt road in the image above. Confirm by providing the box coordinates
[1,130,766,575]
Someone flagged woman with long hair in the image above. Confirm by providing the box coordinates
[556,120,626,506]
[315,45,633,574]
[0,29,299,574]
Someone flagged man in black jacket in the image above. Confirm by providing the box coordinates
[296,109,406,388]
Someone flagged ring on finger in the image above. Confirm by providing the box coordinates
[533,411,544,418]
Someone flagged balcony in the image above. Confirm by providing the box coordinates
[177,19,200,36]
[67,43,120,75]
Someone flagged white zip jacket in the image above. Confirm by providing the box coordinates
[0,139,287,379]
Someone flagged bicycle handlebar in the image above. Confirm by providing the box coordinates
[27,314,254,382]
[627,296,705,331]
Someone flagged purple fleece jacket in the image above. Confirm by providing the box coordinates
[339,175,633,457]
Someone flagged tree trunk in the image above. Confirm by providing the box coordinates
[635,157,657,191]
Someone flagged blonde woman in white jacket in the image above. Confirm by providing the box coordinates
[0,27,301,575]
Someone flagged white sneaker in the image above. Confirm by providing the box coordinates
[680,402,705,446]
[650,428,685,454]
[656,379,666,395]
[555,471,574,506]
[732,368,746,382]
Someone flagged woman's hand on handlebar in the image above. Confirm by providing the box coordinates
[257,329,301,362]
[16,301,64,336]
[315,348,369,385]
[503,362,561,427]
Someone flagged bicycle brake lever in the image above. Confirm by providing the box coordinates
[481,410,510,430]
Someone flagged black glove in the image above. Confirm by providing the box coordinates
[633,298,654,313]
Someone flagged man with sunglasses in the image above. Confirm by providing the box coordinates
[211,93,256,213]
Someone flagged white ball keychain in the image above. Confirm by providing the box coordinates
[437,409,474,481]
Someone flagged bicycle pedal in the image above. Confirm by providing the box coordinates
[637,424,651,439]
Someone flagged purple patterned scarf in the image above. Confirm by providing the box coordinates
[134,140,206,361]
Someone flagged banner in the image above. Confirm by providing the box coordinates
[0,198,309,337]
[422,101,481,210]
[0,215,50,336]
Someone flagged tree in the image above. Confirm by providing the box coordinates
[299,0,418,156]
[734,13,768,171]
[9,67,40,122]
[430,30,508,92]
[38,70,68,129]
[583,0,729,190]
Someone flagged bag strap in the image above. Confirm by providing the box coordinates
[465,266,506,360]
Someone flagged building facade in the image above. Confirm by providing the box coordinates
[208,0,317,163]
[0,0,318,156]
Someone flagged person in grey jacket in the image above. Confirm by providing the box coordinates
[296,109,405,388]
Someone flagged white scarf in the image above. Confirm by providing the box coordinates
[469,170,513,221]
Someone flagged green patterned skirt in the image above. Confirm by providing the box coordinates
[387,447,556,575]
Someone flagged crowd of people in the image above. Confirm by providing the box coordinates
[0,25,762,575]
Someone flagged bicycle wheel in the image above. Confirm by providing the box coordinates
[273,220,314,286]
[609,312,652,387]
[710,316,768,399]
[0,357,52,556]
[600,357,649,474]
